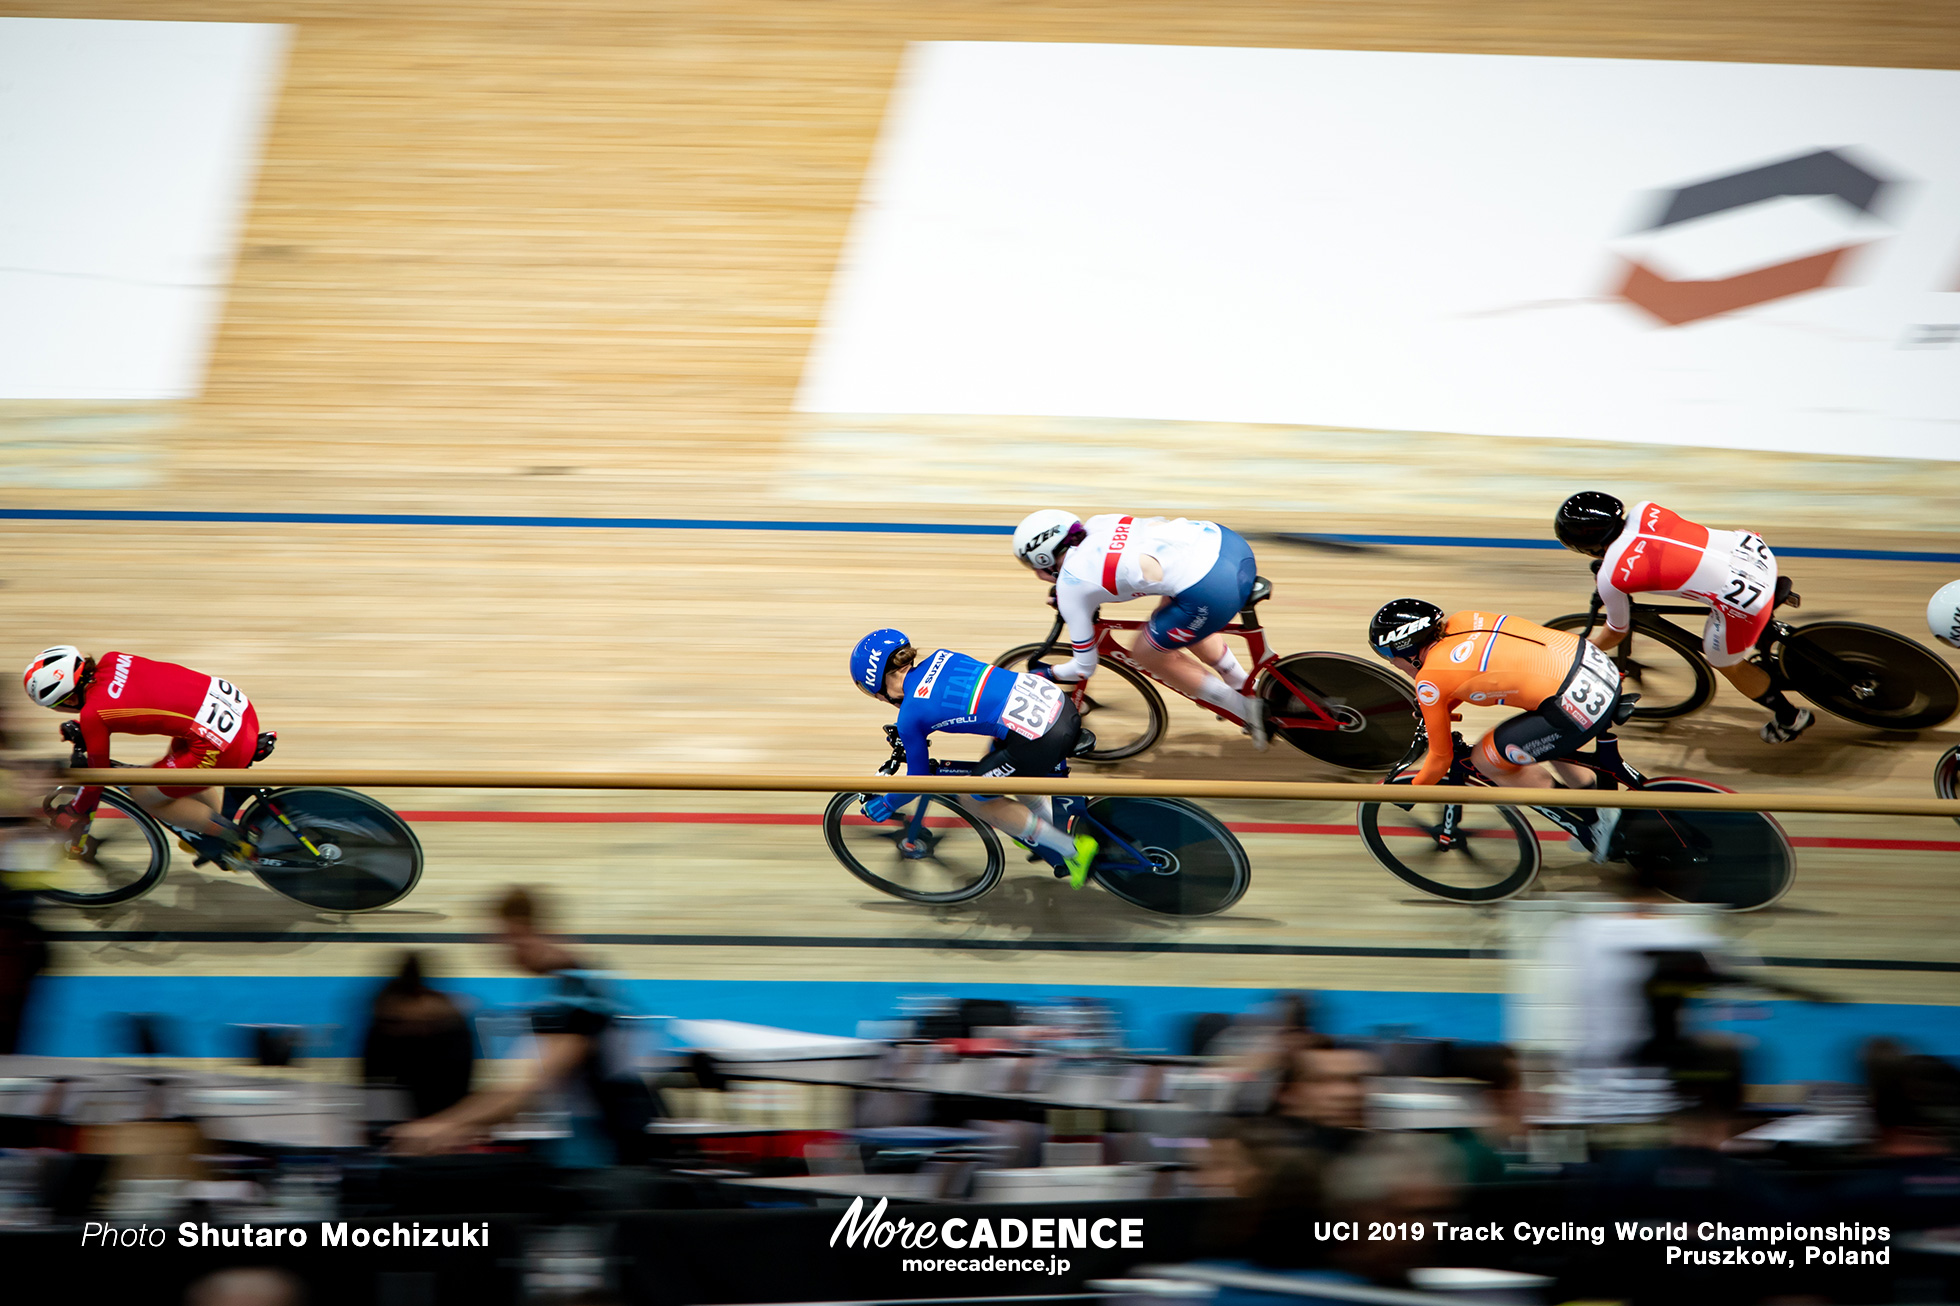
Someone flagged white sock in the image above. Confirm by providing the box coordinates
[1032,819,1075,857]
[1212,649,1248,691]
[1194,675,1252,719]
[1025,796,1055,825]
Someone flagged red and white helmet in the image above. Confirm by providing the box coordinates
[1012,509,1086,574]
[22,645,90,709]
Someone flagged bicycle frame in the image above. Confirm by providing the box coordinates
[1027,608,1357,735]
[864,727,1165,878]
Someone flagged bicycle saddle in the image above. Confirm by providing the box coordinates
[1774,576,1801,610]
[1070,729,1099,757]
[1245,576,1273,606]
[1613,694,1642,725]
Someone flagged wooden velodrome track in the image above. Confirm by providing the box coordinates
[2,1,1958,1038]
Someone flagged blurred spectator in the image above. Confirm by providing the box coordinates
[390,887,654,1167]
[1269,1042,1377,1157]
[362,951,475,1120]
[1438,1042,1528,1183]
[1193,1117,1323,1269]
[0,751,56,1054]
[1830,1038,1960,1231]
[183,1267,304,1306]
[1315,1133,1460,1290]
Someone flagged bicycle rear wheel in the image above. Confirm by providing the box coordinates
[37,789,170,907]
[1356,798,1540,903]
[1937,747,1960,828]
[239,788,424,912]
[1777,622,1960,730]
[1616,780,1794,912]
[1085,796,1249,916]
[1261,653,1419,771]
[1544,612,1713,720]
[995,644,1165,762]
[823,792,1003,904]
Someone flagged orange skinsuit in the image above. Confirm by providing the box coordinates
[1407,612,1585,786]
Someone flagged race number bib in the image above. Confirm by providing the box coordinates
[1557,641,1619,729]
[193,677,250,748]
[999,673,1065,741]
[1717,534,1775,616]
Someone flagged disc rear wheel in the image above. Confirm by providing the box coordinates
[1937,747,1960,828]
[239,787,423,912]
[1261,653,1419,771]
[1777,622,1960,731]
[1085,796,1249,916]
[1615,780,1794,912]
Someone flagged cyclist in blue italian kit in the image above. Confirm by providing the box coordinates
[849,629,1100,887]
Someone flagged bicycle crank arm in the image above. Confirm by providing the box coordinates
[260,800,324,857]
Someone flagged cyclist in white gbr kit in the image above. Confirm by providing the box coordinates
[1012,510,1267,750]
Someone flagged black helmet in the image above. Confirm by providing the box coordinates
[1369,598,1446,661]
[1554,492,1626,558]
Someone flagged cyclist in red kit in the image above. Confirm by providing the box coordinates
[20,646,272,865]
[1555,493,1812,743]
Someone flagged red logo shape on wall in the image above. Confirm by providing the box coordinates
[1614,149,1890,327]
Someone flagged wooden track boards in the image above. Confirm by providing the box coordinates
[1,1,1957,1018]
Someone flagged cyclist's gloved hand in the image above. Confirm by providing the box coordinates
[1045,586,1058,610]
[1026,662,1058,682]
[861,795,898,823]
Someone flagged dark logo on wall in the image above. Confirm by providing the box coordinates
[1614,149,1891,326]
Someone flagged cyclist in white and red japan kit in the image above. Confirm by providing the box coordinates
[1555,492,1812,744]
[1011,510,1266,749]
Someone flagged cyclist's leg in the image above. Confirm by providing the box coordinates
[1475,704,1618,856]
[1706,604,1810,740]
[1128,531,1260,726]
[961,711,1098,882]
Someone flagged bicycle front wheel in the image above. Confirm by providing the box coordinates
[1356,798,1540,903]
[1261,653,1419,771]
[37,789,170,907]
[1543,612,1713,720]
[822,793,1003,904]
[1778,622,1960,731]
[239,788,424,912]
[1937,747,1960,828]
[1085,796,1250,916]
[995,644,1165,761]
[1616,780,1794,912]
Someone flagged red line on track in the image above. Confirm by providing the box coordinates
[396,811,1960,852]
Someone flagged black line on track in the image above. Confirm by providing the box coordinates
[39,930,1958,972]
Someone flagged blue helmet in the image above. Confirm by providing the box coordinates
[850,628,912,699]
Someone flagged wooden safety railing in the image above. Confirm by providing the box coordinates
[60,768,1960,820]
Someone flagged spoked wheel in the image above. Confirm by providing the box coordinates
[823,792,1004,904]
[1356,795,1540,903]
[1937,747,1960,828]
[1084,796,1249,916]
[1260,653,1419,771]
[36,789,170,907]
[1614,779,1795,912]
[1777,622,1960,731]
[1544,613,1713,720]
[995,644,1165,762]
[238,787,424,912]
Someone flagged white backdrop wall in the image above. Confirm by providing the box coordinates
[799,44,1960,461]
[0,18,288,400]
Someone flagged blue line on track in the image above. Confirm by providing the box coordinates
[2,508,1955,563]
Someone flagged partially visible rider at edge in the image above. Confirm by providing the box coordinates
[20,646,270,867]
[1367,600,1623,862]
[1555,491,1812,745]
[1011,509,1267,750]
[849,630,1101,888]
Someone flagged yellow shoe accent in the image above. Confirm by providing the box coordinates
[1065,833,1100,889]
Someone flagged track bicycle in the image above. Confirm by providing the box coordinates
[998,576,1419,768]
[821,724,1251,916]
[1545,576,1960,729]
[41,725,423,912]
[1356,721,1795,911]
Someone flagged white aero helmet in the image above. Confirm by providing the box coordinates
[22,645,90,709]
[1929,580,1960,649]
[1012,509,1086,573]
